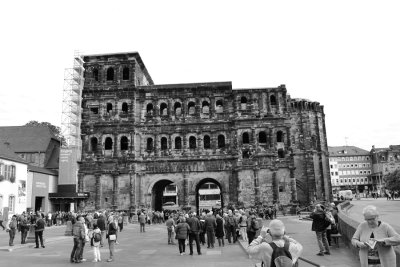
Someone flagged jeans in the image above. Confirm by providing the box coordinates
[100,230,106,247]
[189,232,201,254]
[9,228,16,246]
[140,223,145,232]
[21,228,28,244]
[226,225,236,243]
[108,239,116,259]
[178,239,186,253]
[316,230,330,253]
[35,231,44,247]
[71,238,83,261]
[167,228,175,244]
[206,228,215,248]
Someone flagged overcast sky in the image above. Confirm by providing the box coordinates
[1,0,399,151]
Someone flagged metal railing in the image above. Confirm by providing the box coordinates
[298,256,325,267]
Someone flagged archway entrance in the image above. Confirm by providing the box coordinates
[196,178,223,213]
[151,179,176,211]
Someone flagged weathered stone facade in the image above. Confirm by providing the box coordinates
[78,52,332,211]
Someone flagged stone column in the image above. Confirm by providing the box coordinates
[272,170,279,203]
[78,172,84,192]
[138,173,144,207]
[183,172,189,207]
[266,92,272,115]
[276,92,281,114]
[253,167,260,204]
[95,173,101,210]
[112,172,119,208]
[290,168,297,202]
[230,169,239,204]
[129,170,136,209]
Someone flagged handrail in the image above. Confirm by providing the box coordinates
[298,256,325,267]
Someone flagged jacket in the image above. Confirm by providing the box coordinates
[96,216,106,231]
[215,217,225,238]
[175,222,190,239]
[72,221,85,239]
[35,218,45,232]
[204,215,217,230]
[186,217,201,233]
[310,210,329,232]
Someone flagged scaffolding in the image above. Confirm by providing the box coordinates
[59,51,84,188]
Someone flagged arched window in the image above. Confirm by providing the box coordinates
[161,137,168,150]
[243,132,250,144]
[203,135,211,149]
[174,102,182,116]
[146,138,153,150]
[105,137,113,150]
[175,137,182,149]
[218,135,225,148]
[216,99,223,113]
[270,95,277,105]
[107,103,113,113]
[93,69,99,81]
[90,137,98,152]
[160,103,168,116]
[146,103,154,115]
[277,131,283,142]
[122,67,129,80]
[122,102,128,114]
[188,102,195,115]
[240,96,248,110]
[106,67,114,81]
[258,131,267,143]
[189,136,197,149]
[202,101,210,114]
[120,136,129,151]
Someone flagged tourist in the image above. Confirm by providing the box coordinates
[96,213,106,247]
[186,212,202,255]
[204,211,217,248]
[247,219,303,267]
[106,215,118,262]
[199,213,206,246]
[71,215,85,263]
[91,224,102,262]
[166,215,176,245]
[19,214,29,244]
[175,217,190,255]
[0,210,5,230]
[7,215,18,246]
[239,211,248,242]
[215,213,225,247]
[34,213,46,249]
[225,210,237,243]
[247,213,260,245]
[352,205,400,267]
[310,204,331,256]
[138,212,146,232]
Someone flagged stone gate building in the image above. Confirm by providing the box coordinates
[77,52,332,211]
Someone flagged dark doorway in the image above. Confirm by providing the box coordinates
[35,197,44,212]
[152,180,175,211]
[196,178,223,214]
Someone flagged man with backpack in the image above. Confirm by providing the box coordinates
[225,210,237,244]
[247,219,303,267]
[309,204,331,256]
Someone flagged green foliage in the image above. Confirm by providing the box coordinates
[384,169,400,191]
[24,120,66,146]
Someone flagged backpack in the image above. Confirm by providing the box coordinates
[93,232,102,243]
[227,216,236,226]
[269,240,293,267]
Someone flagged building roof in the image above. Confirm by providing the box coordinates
[0,141,27,164]
[0,126,59,153]
[328,146,370,156]
[28,165,58,176]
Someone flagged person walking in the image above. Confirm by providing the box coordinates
[0,210,5,230]
[225,210,237,244]
[19,214,29,244]
[106,215,118,262]
[7,215,18,246]
[175,217,190,255]
[204,211,217,248]
[34,213,45,249]
[310,204,331,256]
[71,215,85,263]
[239,211,248,242]
[186,212,202,255]
[166,215,176,245]
[96,213,106,247]
[138,212,146,233]
[352,205,400,267]
[91,224,102,262]
[215,214,225,247]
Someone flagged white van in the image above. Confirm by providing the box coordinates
[339,190,353,200]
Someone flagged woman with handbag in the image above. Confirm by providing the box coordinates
[106,215,118,262]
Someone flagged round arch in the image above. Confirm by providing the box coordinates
[149,179,175,211]
[195,178,224,213]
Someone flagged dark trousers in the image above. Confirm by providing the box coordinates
[0,220,5,230]
[70,238,83,261]
[189,232,201,254]
[199,232,206,245]
[247,231,256,245]
[140,223,145,232]
[178,238,186,253]
[206,228,215,248]
[21,228,28,244]
[118,223,123,232]
[167,228,175,244]
[9,229,16,246]
[35,231,44,247]
[226,225,236,243]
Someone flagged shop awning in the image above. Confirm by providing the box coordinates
[48,192,90,199]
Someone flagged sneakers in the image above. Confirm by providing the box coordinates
[107,259,113,262]
[316,252,324,256]
[324,251,331,255]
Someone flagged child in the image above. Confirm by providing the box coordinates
[91,224,102,262]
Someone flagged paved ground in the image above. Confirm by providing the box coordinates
[346,197,400,232]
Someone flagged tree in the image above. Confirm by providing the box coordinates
[24,121,66,146]
[384,169,400,191]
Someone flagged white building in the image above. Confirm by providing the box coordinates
[0,142,28,218]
